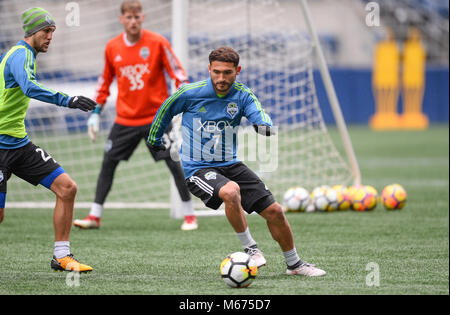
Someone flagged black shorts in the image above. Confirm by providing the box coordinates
[186,162,275,214]
[104,122,175,161]
[0,142,62,193]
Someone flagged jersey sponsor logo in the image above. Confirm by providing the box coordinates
[119,63,150,91]
[197,120,233,133]
[204,171,217,180]
[139,47,150,60]
[198,106,207,113]
[185,118,237,163]
[114,54,122,62]
[226,102,238,118]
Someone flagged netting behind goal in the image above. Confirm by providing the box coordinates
[0,0,354,208]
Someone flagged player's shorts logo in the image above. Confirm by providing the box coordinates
[104,139,113,153]
[204,171,217,180]
[226,102,238,118]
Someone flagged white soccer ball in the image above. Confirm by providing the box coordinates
[310,185,339,211]
[220,252,258,288]
[283,187,310,212]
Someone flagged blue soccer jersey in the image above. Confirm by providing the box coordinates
[148,78,273,179]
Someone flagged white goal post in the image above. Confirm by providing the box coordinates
[299,0,361,186]
[1,0,360,215]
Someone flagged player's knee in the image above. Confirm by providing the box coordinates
[61,180,77,200]
[262,202,286,223]
[219,181,241,203]
[53,175,78,200]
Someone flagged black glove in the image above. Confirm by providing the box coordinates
[253,125,276,136]
[149,143,167,152]
[68,96,97,112]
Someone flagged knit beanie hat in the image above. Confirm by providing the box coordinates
[22,7,56,37]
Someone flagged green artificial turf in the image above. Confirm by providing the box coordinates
[0,125,448,295]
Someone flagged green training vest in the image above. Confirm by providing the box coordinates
[0,45,31,138]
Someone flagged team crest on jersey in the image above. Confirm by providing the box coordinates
[204,171,217,180]
[139,47,150,60]
[226,102,238,118]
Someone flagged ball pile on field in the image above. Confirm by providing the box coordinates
[282,183,407,212]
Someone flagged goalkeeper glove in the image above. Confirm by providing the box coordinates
[68,96,97,112]
[253,125,276,136]
[87,105,102,142]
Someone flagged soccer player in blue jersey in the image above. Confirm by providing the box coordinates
[0,8,95,272]
[148,46,326,276]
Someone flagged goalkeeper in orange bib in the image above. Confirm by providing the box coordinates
[73,0,198,231]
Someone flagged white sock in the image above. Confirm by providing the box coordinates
[54,241,70,259]
[236,227,257,249]
[182,199,195,216]
[89,202,103,218]
[283,247,301,267]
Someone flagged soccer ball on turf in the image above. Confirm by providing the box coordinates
[332,185,352,211]
[220,252,258,288]
[381,184,407,210]
[283,187,310,212]
[311,185,338,212]
[351,185,378,211]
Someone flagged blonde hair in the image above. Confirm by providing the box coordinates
[121,0,142,14]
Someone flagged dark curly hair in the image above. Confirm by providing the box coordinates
[209,46,240,67]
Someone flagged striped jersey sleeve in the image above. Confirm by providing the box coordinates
[8,47,70,106]
[235,83,272,127]
[148,80,207,146]
[147,84,189,146]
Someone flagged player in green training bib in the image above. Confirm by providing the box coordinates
[0,7,96,273]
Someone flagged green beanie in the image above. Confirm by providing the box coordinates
[22,7,56,37]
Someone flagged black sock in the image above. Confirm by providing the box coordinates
[287,260,303,270]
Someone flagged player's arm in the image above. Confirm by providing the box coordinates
[242,88,276,136]
[160,39,189,89]
[147,86,188,150]
[10,49,95,111]
[87,47,116,142]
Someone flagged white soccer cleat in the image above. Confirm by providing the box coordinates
[286,261,326,277]
[245,245,267,268]
[181,215,198,231]
[73,215,101,229]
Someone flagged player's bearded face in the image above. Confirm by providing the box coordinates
[31,26,55,53]
[209,61,241,95]
[120,11,144,36]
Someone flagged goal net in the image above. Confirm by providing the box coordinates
[0,0,357,210]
